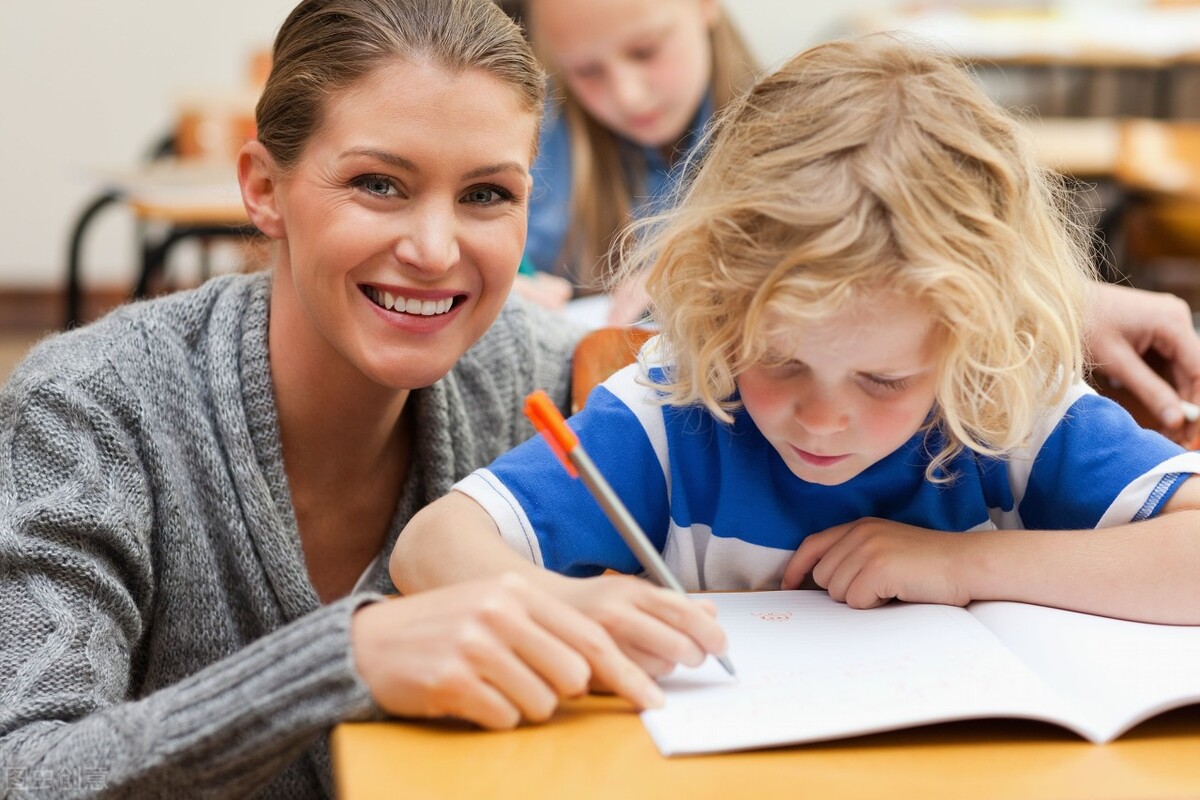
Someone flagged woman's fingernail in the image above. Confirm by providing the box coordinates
[1181,401,1200,423]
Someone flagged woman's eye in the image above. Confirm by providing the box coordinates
[630,45,658,62]
[352,174,398,198]
[462,185,514,206]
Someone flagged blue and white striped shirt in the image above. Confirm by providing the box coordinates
[457,352,1200,591]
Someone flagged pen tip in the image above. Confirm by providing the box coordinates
[718,654,737,677]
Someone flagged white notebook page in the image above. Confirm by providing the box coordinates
[641,591,1082,755]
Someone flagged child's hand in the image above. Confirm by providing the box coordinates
[780,518,973,609]
[350,574,664,730]
[552,573,727,678]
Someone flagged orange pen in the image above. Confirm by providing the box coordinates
[523,389,736,677]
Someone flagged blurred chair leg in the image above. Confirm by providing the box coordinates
[65,190,125,329]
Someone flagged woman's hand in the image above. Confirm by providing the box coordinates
[552,573,728,677]
[605,270,651,326]
[350,574,664,730]
[1087,283,1200,439]
[781,518,974,609]
[511,272,574,310]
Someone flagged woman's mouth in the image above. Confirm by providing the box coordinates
[362,286,461,316]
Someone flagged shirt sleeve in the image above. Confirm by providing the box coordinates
[0,367,379,798]
[1015,384,1200,529]
[454,363,671,577]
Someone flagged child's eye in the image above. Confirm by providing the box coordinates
[461,185,515,206]
[570,64,604,82]
[351,174,399,198]
[862,374,911,392]
[630,45,658,62]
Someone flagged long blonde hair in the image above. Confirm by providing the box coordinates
[527,0,757,290]
[624,35,1095,478]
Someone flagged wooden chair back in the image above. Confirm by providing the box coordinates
[570,327,655,414]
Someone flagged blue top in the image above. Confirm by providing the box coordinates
[524,93,715,280]
[455,342,1200,591]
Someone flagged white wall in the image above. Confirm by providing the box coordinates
[0,0,887,291]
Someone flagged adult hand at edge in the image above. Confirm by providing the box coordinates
[350,573,664,731]
[1086,282,1200,440]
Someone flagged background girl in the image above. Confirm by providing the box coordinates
[511,0,757,318]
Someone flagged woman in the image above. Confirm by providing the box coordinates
[0,1,719,797]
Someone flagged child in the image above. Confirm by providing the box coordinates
[391,35,1200,675]
[512,0,758,319]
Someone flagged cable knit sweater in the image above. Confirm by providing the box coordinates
[0,273,581,798]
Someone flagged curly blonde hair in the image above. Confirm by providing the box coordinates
[621,35,1096,478]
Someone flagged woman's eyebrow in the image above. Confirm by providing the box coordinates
[340,148,525,181]
[463,161,527,180]
[341,147,417,172]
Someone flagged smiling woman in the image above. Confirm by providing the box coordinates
[241,57,539,393]
[0,1,671,797]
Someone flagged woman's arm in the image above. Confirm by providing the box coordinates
[391,491,728,678]
[0,375,380,797]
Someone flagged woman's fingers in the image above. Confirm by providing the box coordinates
[557,576,729,675]
[351,575,665,730]
[506,576,665,709]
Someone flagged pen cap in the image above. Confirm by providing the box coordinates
[523,390,579,477]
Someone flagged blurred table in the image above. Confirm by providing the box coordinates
[66,160,255,327]
[332,696,1200,800]
[847,6,1200,118]
[1118,120,1200,200]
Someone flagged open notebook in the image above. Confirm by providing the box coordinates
[640,591,1200,756]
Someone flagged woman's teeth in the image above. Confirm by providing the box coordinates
[364,286,454,316]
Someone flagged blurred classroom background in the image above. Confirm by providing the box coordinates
[1,0,1199,378]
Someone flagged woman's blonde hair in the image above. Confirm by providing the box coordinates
[526,0,757,291]
[625,35,1096,478]
[257,0,546,171]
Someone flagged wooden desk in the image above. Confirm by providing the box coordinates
[332,697,1200,800]
[1118,120,1200,200]
[1024,117,1121,178]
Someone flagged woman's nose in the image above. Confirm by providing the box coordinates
[393,202,460,276]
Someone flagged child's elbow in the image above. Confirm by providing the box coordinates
[389,504,437,592]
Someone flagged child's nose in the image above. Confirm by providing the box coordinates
[794,390,849,435]
[610,63,650,113]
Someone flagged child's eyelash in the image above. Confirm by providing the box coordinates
[865,375,911,391]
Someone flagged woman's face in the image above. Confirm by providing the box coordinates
[267,59,538,390]
[529,0,718,149]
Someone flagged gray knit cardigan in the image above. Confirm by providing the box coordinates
[0,273,581,798]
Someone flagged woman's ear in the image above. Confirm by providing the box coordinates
[238,141,286,240]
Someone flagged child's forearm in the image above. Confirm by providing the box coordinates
[390,491,557,595]
[963,510,1200,624]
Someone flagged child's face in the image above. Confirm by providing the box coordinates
[528,0,718,149]
[737,293,940,487]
